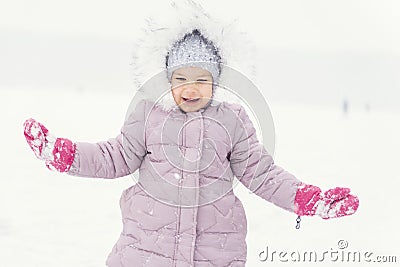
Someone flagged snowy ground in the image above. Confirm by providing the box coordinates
[1,88,399,266]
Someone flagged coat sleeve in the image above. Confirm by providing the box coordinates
[230,105,302,212]
[67,99,148,179]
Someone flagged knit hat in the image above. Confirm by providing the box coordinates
[165,29,222,84]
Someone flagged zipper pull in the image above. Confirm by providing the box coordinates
[295,215,301,229]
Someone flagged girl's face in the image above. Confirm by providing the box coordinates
[171,66,213,113]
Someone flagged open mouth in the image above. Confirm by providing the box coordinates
[182,97,200,103]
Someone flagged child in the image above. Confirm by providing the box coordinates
[23,29,359,266]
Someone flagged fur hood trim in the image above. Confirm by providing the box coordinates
[129,0,258,97]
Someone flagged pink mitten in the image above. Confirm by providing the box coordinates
[294,183,359,219]
[23,118,76,172]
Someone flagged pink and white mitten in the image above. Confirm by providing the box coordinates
[23,118,76,172]
[294,183,359,219]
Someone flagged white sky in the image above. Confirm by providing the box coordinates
[1,0,399,54]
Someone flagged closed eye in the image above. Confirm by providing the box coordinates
[175,77,186,81]
[197,79,209,82]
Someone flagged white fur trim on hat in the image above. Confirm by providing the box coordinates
[130,0,258,94]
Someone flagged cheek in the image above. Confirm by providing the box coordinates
[201,85,213,98]
[171,87,182,102]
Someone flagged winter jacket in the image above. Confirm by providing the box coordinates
[67,98,302,267]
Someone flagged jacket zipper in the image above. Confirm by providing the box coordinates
[173,114,186,266]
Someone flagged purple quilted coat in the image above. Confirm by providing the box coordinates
[67,98,302,266]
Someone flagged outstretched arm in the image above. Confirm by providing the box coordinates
[230,105,359,219]
[24,99,148,179]
[66,134,142,179]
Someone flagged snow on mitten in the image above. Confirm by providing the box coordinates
[23,118,76,172]
[294,183,359,219]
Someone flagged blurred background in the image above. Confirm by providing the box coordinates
[1,0,399,266]
[1,0,400,110]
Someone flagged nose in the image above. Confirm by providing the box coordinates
[182,84,199,96]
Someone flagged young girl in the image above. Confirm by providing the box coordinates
[23,28,359,267]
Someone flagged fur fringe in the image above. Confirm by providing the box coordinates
[129,0,259,107]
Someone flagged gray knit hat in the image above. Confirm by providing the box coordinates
[165,29,222,84]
